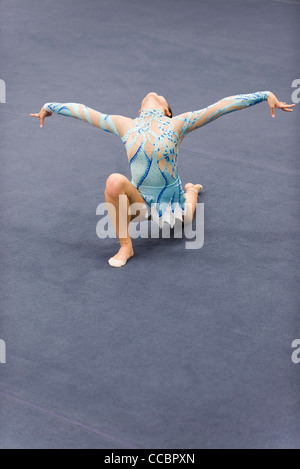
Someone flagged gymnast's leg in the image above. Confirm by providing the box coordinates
[183,183,203,224]
[104,173,147,267]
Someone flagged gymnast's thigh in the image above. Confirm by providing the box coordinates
[113,174,148,220]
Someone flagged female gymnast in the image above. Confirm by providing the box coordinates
[31,91,294,267]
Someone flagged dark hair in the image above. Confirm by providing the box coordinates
[168,104,172,118]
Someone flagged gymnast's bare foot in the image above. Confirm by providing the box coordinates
[108,241,134,267]
[183,183,203,224]
[184,183,203,194]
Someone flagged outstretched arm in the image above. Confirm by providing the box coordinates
[176,91,294,135]
[30,102,133,137]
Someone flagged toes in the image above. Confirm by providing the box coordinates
[194,184,203,192]
[108,257,127,267]
[185,183,203,193]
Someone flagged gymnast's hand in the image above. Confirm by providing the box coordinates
[30,107,52,128]
[267,92,295,118]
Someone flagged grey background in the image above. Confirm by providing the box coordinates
[0,0,299,449]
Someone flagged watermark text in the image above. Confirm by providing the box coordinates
[0,79,6,103]
[291,79,300,104]
[0,339,6,364]
[291,339,300,364]
[96,198,204,249]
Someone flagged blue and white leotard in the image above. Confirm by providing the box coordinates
[44,91,270,227]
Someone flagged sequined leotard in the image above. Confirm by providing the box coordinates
[44,91,270,227]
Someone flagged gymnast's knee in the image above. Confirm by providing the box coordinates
[105,173,127,198]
